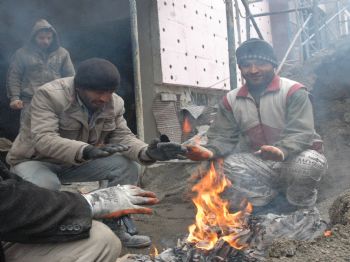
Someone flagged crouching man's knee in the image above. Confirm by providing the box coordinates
[4,221,121,262]
[282,150,328,207]
[88,221,122,261]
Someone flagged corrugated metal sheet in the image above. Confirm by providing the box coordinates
[152,96,182,143]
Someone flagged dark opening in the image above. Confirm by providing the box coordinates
[0,0,137,141]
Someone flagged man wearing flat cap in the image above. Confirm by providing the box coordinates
[184,39,328,212]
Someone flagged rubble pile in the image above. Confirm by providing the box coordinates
[266,191,350,261]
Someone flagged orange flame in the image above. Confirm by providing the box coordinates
[187,161,253,250]
[150,245,159,258]
[324,230,332,237]
[183,117,192,135]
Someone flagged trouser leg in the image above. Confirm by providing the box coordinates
[19,101,30,128]
[282,150,328,207]
[222,153,278,208]
[11,161,62,190]
[11,154,140,190]
[4,221,121,262]
[59,154,140,186]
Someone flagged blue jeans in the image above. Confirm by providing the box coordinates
[12,154,140,190]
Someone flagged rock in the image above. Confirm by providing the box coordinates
[329,190,350,226]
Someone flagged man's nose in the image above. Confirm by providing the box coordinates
[249,64,259,73]
[100,93,112,102]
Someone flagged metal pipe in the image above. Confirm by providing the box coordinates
[233,0,242,44]
[252,7,311,18]
[277,14,313,74]
[129,0,144,140]
[301,6,347,46]
[225,0,237,89]
[240,0,264,40]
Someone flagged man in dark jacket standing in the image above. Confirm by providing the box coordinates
[6,19,75,121]
[0,160,158,262]
[183,39,328,212]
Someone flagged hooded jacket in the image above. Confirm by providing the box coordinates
[6,19,75,102]
[7,77,148,166]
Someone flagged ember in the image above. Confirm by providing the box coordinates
[187,161,253,251]
[324,230,332,237]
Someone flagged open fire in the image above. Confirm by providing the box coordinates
[187,161,253,251]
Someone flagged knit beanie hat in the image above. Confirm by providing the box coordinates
[74,58,120,91]
[236,38,278,67]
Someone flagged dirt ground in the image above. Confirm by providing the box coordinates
[120,38,350,260]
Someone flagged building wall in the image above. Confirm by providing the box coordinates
[136,0,229,142]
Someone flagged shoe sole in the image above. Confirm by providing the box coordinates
[123,240,152,248]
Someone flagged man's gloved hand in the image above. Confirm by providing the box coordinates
[9,100,23,110]
[145,139,188,161]
[83,185,159,219]
[184,144,214,161]
[83,144,130,160]
[255,145,284,162]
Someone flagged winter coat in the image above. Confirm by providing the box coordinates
[0,160,92,262]
[6,19,75,102]
[7,77,148,166]
[205,75,323,159]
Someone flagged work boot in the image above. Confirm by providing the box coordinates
[103,219,152,248]
[115,226,152,248]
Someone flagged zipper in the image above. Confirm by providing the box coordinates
[252,98,268,145]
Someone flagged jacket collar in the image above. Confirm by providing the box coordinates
[237,75,280,97]
[64,84,116,128]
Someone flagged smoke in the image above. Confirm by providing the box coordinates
[0,0,137,136]
[307,37,350,202]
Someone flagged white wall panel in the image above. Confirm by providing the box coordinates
[157,0,230,90]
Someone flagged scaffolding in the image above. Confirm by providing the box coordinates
[240,0,350,72]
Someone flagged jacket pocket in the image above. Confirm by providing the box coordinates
[101,118,116,131]
[59,119,82,140]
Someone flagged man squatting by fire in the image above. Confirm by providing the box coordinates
[185,38,328,213]
[2,58,188,261]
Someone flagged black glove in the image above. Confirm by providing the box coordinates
[145,139,188,161]
[83,144,130,160]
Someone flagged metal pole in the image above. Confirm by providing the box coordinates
[233,0,242,44]
[311,0,321,49]
[277,13,313,74]
[241,0,264,40]
[129,0,144,140]
[225,0,237,89]
[301,6,347,46]
[252,7,311,18]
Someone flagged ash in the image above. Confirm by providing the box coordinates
[119,240,259,262]
[118,208,326,262]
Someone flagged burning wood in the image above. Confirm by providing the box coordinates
[187,161,253,251]
[119,159,327,262]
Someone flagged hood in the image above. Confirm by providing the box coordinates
[27,19,60,52]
